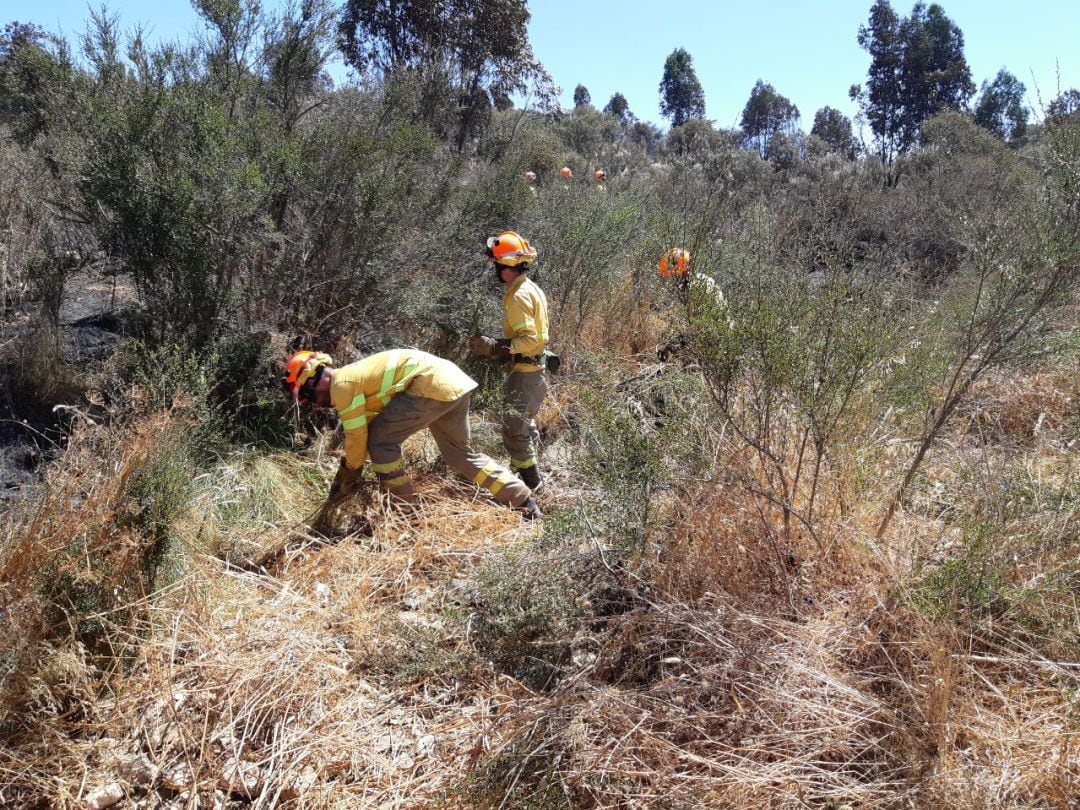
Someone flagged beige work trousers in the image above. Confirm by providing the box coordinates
[501,369,548,471]
[367,392,530,506]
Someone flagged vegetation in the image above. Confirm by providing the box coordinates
[1,0,1078,807]
[659,47,705,127]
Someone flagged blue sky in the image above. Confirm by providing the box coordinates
[7,0,1079,132]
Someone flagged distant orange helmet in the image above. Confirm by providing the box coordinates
[485,231,537,267]
[659,248,690,278]
[523,170,537,183]
[594,169,606,181]
[560,166,573,179]
[283,350,333,401]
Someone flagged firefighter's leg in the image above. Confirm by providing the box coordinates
[429,393,531,506]
[366,393,435,503]
[501,370,548,490]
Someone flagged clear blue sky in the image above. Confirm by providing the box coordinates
[8,0,1080,132]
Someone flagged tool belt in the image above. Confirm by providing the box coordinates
[511,353,545,366]
[510,350,560,373]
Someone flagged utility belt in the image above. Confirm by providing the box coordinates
[510,350,560,374]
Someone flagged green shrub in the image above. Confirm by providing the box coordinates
[472,547,590,690]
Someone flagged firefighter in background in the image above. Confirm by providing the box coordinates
[523,170,538,196]
[656,248,731,362]
[593,169,607,191]
[559,166,573,189]
[283,349,541,518]
[469,231,550,492]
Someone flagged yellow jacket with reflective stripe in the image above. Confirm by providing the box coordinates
[331,349,477,470]
[502,273,549,371]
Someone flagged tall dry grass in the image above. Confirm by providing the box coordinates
[0,340,1076,808]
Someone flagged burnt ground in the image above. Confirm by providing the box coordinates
[1,273,134,499]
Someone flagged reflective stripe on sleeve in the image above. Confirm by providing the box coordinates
[378,351,400,401]
[341,391,370,430]
[342,412,369,430]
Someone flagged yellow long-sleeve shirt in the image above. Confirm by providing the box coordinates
[330,349,477,470]
[502,273,549,372]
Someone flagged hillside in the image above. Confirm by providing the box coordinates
[2,3,1079,808]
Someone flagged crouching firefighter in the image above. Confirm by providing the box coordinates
[655,247,732,363]
[469,230,553,493]
[283,349,541,519]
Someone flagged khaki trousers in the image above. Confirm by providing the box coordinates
[501,369,547,471]
[368,392,530,506]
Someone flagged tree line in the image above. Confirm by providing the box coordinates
[625,0,1063,164]
[0,0,1077,357]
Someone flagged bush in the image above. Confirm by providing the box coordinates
[471,546,590,690]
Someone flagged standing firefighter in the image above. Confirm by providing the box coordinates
[283,349,541,518]
[469,231,550,492]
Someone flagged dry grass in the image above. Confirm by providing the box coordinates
[1,413,184,723]
[963,364,1080,443]
[2,347,1078,808]
[473,590,1079,809]
[0,443,541,807]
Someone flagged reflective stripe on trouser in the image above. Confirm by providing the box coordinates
[367,392,530,507]
[501,369,547,471]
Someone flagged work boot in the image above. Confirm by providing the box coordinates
[513,496,543,521]
[380,481,417,505]
[516,464,543,493]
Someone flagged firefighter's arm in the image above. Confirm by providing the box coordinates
[333,382,371,474]
[341,423,369,472]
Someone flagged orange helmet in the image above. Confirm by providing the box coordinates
[283,350,333,400]
[594,169,606,181]
[485,231,537,267]
[560,166,573,179]
[523,170,537,183]
[659,248,690,277]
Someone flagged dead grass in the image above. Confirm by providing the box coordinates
[963,363,1080,443]
[0,413,186,724]
[0,443,541,807]
[2,347,1078,808]
[473,591,1079,809]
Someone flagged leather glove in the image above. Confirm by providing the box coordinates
[330,458,362,498]
[468,334,498,357]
